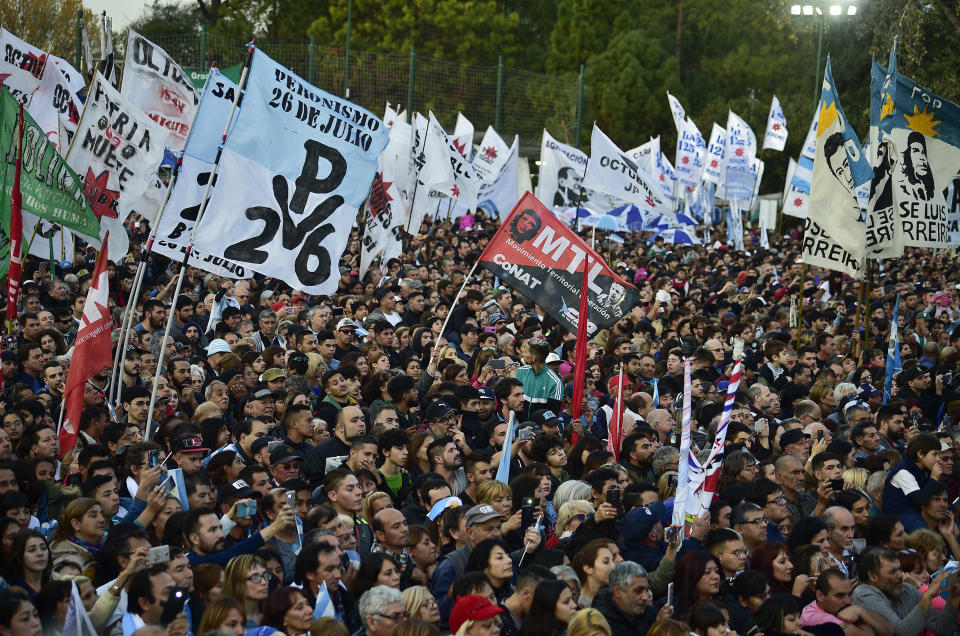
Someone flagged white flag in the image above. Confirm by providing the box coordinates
[666,92,687,130]
[725,110,757,204]
[408,112,455,234]
[703,124,726,185]
[151,69,248,278]
[429,111,480,210]
[62,581,97,636]
[807,59,868,260]
[50,55,85,94]
[667,93,704,191]
[27,62,82,153]
[359,106,408,278]
[23,212,74,262]
[121,29,200,152]
[453,112,474,159]
[0,28,46,105]
[783,155,813,219]
[584,124,670,214]
[535,128,588,211]
[191,49,388,295]
[762,95,788,151]
[66,72,169,256]
[463,130,519,222]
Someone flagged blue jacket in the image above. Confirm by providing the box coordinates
[882,458,938,531]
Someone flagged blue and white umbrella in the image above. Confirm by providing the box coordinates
[650,227,701,245]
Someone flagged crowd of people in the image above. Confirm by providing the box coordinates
[0,207,959,636]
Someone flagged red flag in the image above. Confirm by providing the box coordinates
[608,371,628,461]
[59,234,112,458]
[6,105,24,324]
[570,255,590,435]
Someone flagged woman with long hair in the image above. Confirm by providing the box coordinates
[687,603,734,636]
[198,598,245,636]
[262,586,313,636]
[466,538,514,604]
[571,539,615,607]
[407,525,438,583]
[349,552,400,599]
[7,530,51,599]
[148,496,182,546]
[749,541,811,597]
[223,554,270,628]
[836,490,871,539]
[408,432,435,479]
[205,450,245,488]
[754,594,809,636]
[0,590,40,636]
[518,579,578,636]
[672,551,723,616]
[402,585,441,626]
[567,438,603,479]
[565,608,613,636]
[49,499,105,577]
[194,563,225,605]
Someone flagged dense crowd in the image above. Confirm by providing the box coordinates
[0,208,959,636]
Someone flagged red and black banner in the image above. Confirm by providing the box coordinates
[478,192,636,336]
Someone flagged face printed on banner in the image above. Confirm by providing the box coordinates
[824,132,855,192]
[900,132,934,200]
[509,209,542,244]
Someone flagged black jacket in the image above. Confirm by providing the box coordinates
[303,436,351,490]
[592,588,656,636]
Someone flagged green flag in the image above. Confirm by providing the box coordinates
[0,86,100,238]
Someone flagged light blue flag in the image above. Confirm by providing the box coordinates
[496,413,516,484]
[876,43,960,249]
[884,294,902,405]
[166,468,190,510]
[725,110,758,203]
[190,48,390,295]
[183,68,240,163]
[865,40,900,258]
[650,377,660,407]
[313,578,336,619]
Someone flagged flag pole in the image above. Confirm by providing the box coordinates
[426,260,479,370]
[795,261,807,351]
[569,255,591,440]
[143,44,256,442]
[108,60,216,408]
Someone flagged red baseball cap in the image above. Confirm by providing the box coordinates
[449,595,503,634]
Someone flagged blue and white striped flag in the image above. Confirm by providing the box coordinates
[313,579,336,620]
[167,468,189,510]
[884,294,902,405]
[496,412,516,484]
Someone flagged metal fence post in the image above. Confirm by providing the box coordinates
[75,11,82,72]
[575,63,585,148]
[200,23,207,69]
[495,55,504,131]
[344,0,352,98]
[407,46,415,123]
[309,36,315,84]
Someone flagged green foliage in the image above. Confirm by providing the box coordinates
[583,30,679,147]
[308,0,521,67]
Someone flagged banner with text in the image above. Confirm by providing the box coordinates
[478,192,636,337]
[191,48,389,295]
[121,29,200,152]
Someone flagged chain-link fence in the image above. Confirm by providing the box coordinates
[148,31,581,151]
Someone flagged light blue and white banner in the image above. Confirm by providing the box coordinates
[725,110,757,204]
[192,48,389,294]
[762,95,788,151]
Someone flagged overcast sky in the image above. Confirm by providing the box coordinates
[84,0,167,29]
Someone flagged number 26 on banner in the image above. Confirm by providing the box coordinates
[224,140,346,286]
